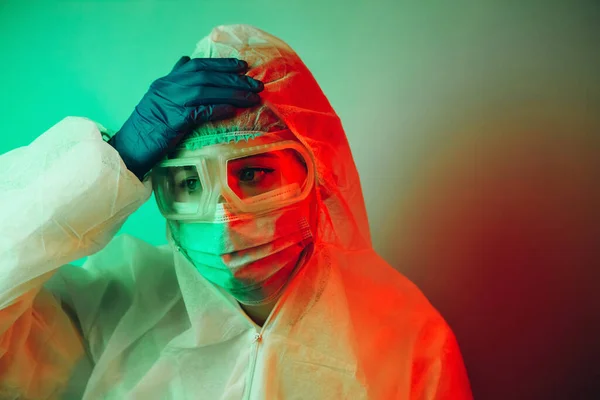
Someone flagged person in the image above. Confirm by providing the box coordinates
[0,24,472,399]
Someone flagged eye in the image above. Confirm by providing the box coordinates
[178,177,200,192]
[238,168,274,184]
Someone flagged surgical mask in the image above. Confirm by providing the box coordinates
[173,203,313,306]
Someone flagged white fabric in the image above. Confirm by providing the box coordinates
[0,25,472,399]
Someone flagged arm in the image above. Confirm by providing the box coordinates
[0,56,263,398]
[0,117,151,398]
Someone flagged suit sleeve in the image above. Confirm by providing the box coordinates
[411,317,473,400]
[0,117,151,399]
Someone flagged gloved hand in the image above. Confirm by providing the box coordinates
[108,56,264,180]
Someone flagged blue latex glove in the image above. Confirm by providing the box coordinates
[108,56,264,180]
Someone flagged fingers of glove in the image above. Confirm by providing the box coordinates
[188,104,237,124]
[182,86,261,108]
[173,57,248,74]
[171,56,191,73]
[165,71,264,92]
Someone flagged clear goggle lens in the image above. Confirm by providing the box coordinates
[152,143,313,220]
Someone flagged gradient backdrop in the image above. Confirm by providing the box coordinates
[1,1,599,399]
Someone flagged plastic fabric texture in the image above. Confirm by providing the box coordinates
[0,117,152,399]
[0,25,472,399]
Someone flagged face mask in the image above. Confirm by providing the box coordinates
[173,203,313,306]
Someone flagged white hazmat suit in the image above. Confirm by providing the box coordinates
[0,25,472,399]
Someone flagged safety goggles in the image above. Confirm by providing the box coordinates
[152,139,315,221]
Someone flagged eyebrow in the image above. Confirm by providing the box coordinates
[232,153,281,163]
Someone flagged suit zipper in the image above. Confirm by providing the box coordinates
[241,248,312,399]
[244,331,262,400]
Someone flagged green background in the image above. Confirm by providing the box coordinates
[1,1,599,398]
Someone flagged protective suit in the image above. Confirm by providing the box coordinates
[0,25,472,399]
